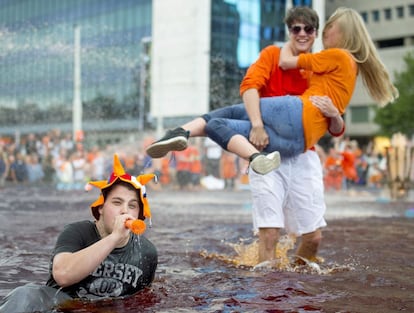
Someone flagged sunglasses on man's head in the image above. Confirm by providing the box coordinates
[290,25,315,35]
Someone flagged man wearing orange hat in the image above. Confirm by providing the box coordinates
[0,155,158,312]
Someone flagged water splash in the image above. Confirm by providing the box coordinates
[200,234,296,269]
[201,234,354,275]
[294,255,322,274]
[134,234,142,247]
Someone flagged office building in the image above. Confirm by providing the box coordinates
[0,0,152,144]
[0,0,411,146]
[0,0,310,145]
[326,0,414,141]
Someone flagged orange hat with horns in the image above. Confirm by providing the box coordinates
[86,154,156,221]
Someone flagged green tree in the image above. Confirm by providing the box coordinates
[374,51,414,137]
[209,54,244,111]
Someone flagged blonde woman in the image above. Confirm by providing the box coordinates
[147,7,398,175]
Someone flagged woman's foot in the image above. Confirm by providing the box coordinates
[146,127,190,158]
[249,151,281,175]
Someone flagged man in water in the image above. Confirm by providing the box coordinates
[0,154,158,312]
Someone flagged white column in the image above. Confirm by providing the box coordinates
[151,0,211,136]
[284,0,293,41]
[73,25,82,140]
[312,0,325,52]
[138,37,151,131]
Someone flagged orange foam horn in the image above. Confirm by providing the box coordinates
[125,219,146,235]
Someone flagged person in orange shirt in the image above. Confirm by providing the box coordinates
[146,7,397,176]
[174,148,192,190]
[324,147,343,191]
[147,6,344,265]
[220,151,238,190]
[341,143,359,188]
[159,157,171,185]
[188,144,203,190]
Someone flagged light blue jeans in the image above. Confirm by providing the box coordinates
[202,96,304,158]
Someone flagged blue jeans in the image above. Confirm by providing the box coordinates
[202,96,304,158]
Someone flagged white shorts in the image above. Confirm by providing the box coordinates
[249,150,327,235]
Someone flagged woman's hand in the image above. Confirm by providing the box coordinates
[310,95,344,135]
[309,95,340,118]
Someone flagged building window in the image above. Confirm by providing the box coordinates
[396,6,404,18]
[372,10,379,22]
[384,8,391,20]
[351,106,369,123]
[262,26,273,40]
[293,0,312,6]
[263,0,274,12]
[377,38,404,48]
[410,4,414,16]
[360,11,368,23]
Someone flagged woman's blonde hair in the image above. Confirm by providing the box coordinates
[324,7,398,106]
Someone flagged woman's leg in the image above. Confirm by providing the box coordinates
[259,96,304,157]
[205,119,280,174]
[205,96,304,157]
[179,103,250,137]
[181,117,208,137]
[146,95,304,162]
[203,96,304,174]
[146,104,248,158]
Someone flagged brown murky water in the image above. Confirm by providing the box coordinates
[0,186,413,312]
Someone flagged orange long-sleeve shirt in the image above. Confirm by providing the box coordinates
[240,46,346,146]
[298,48,357,150]
[240,45,309,97]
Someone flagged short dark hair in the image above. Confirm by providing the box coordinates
[285,6,319,30]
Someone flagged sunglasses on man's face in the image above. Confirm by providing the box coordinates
[290,25,315,35]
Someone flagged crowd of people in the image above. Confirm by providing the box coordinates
[0,6,409,312]
[0,127,395,193]
[0,130,105,190]
[319,137,389,192]
[0,129,242,191]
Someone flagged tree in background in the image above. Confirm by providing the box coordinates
[375,52,414,137]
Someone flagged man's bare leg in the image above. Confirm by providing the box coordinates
[258,228,280,262]
[295,229,322,262]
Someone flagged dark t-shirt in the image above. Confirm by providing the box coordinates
[46,220,158,299]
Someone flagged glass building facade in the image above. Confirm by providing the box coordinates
[0,0,151,137]
[0,0,313,142]
[208,0,312,110]
[210,0,288,109]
